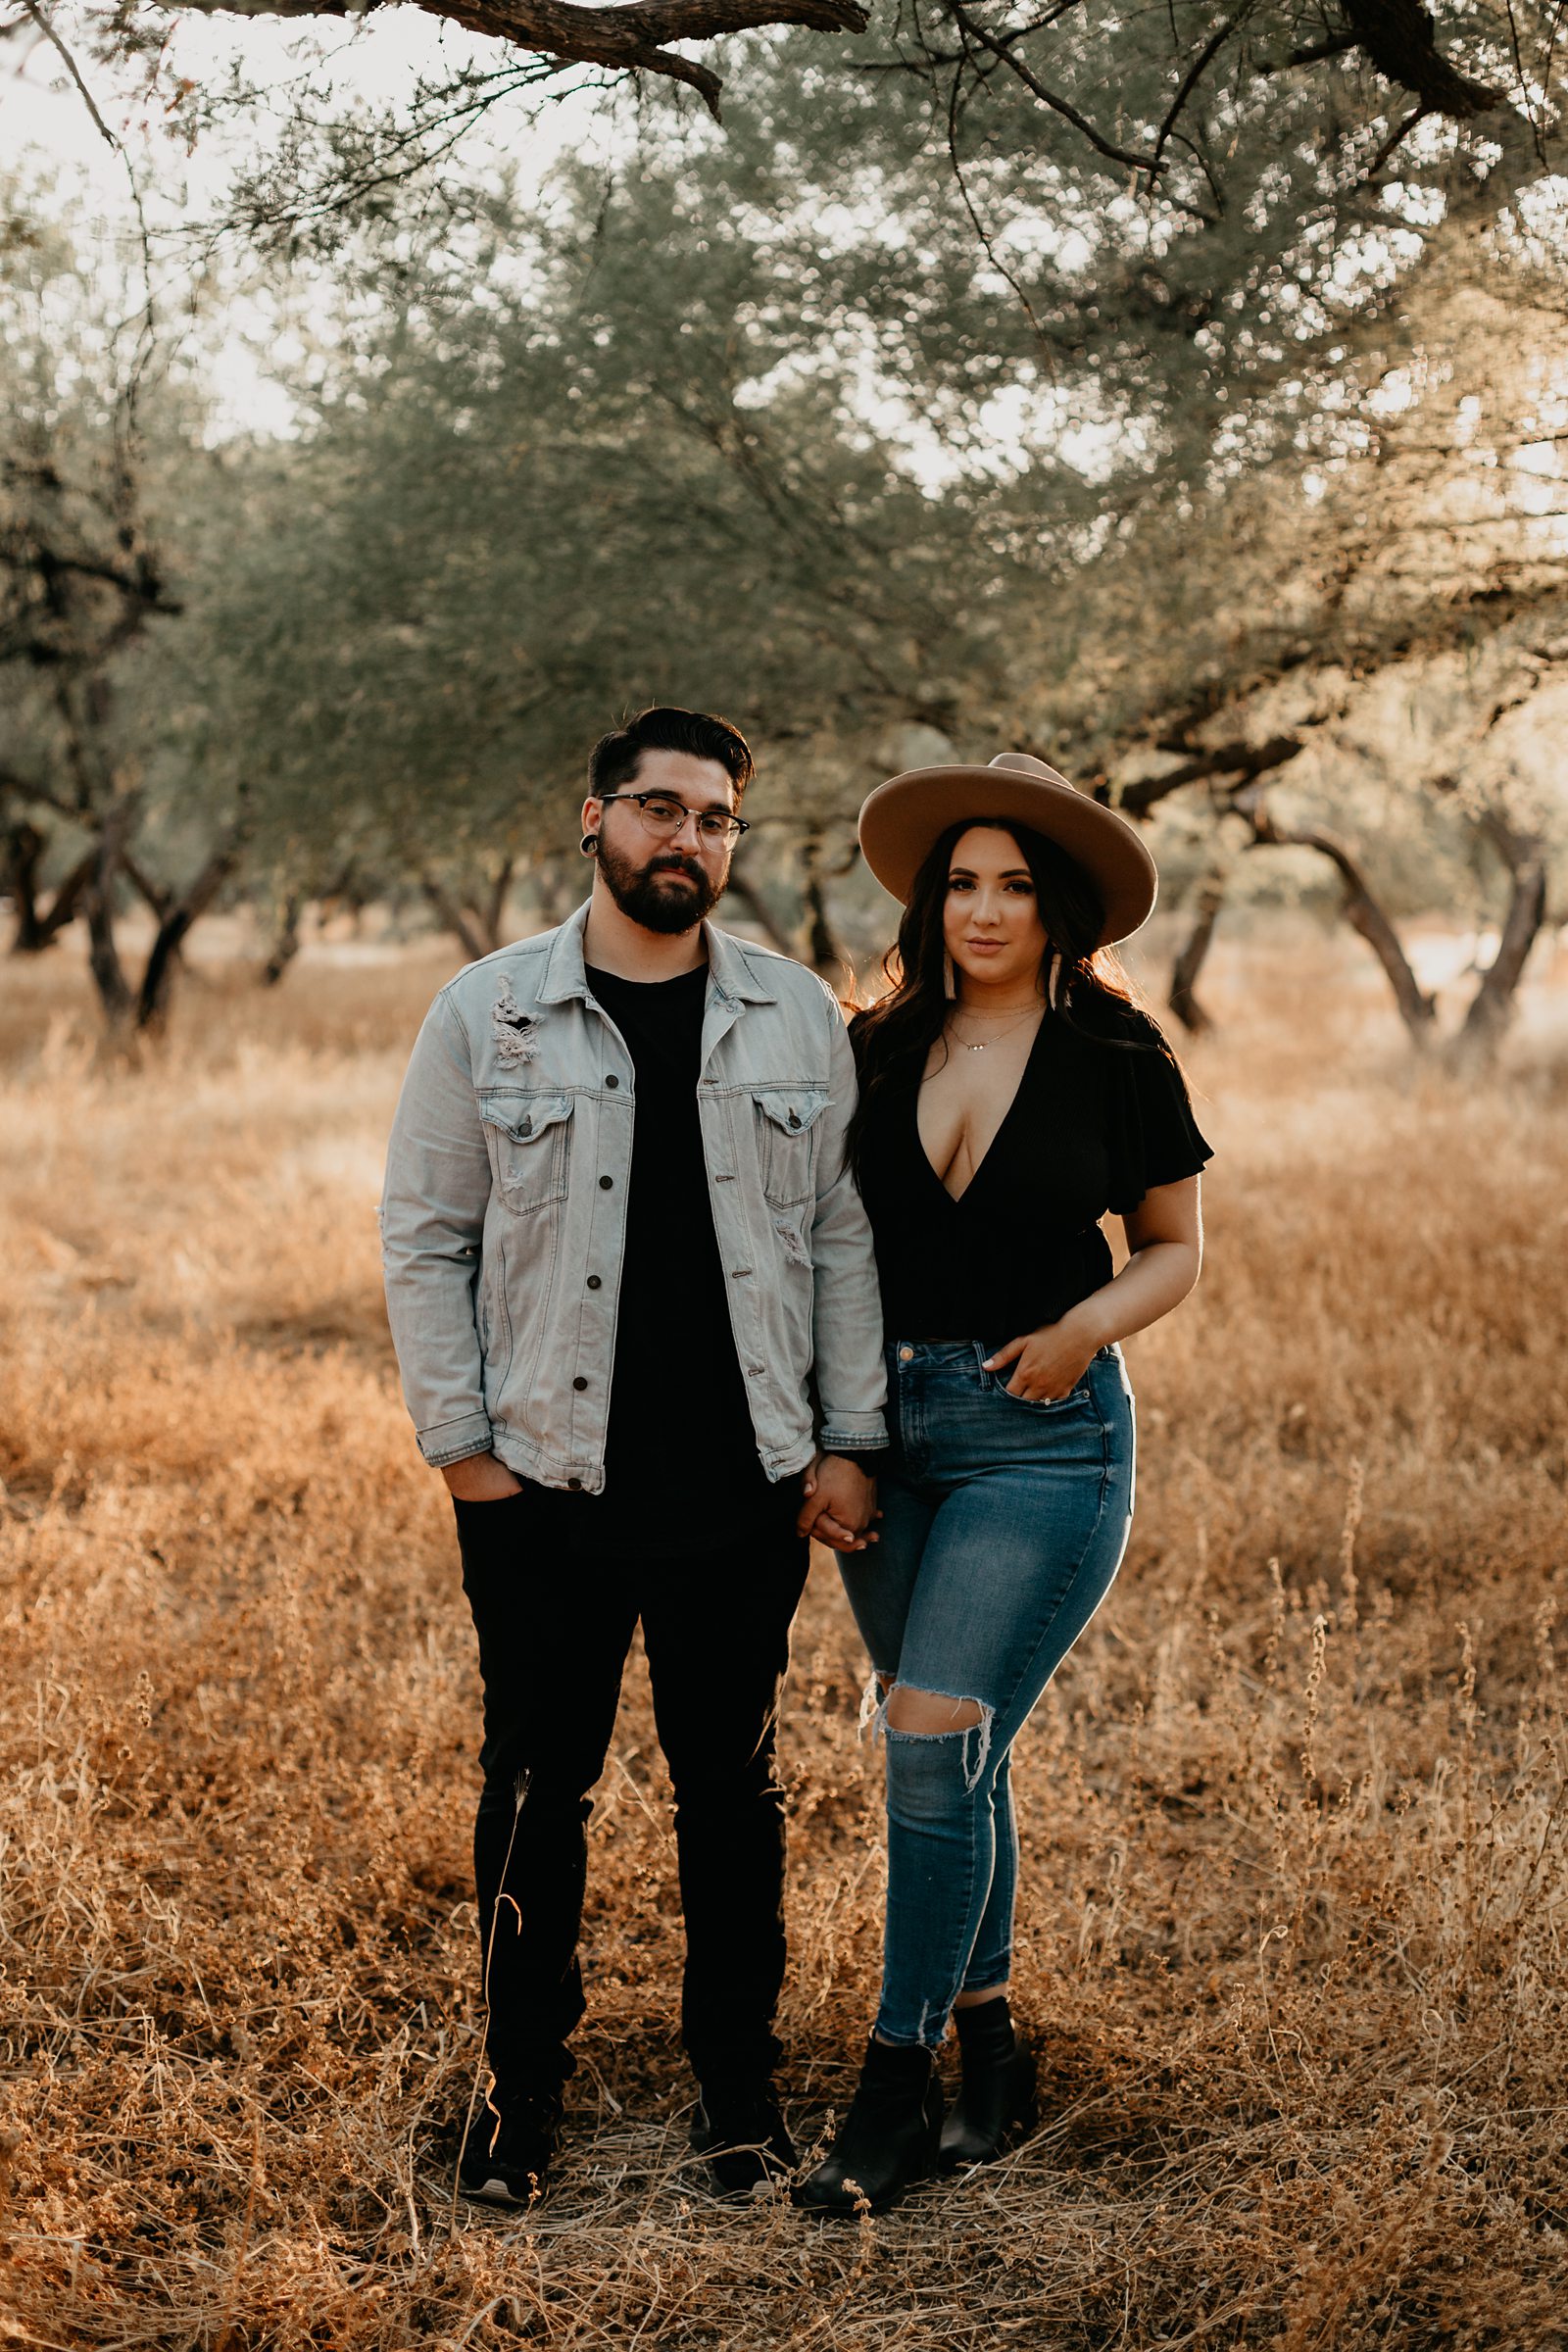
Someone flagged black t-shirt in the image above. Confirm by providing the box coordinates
[516,958,782,1558]
[852,992,1212,1343]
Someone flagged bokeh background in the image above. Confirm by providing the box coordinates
[3,5,1567,2346]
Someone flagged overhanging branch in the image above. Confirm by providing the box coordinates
[135,0,869,112]
[1242,797,1438,1041]
[1119,735,1304,818]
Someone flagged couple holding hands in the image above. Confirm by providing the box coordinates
[380,704,1209,2215]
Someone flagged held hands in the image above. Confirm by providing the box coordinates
[983,1306,1102,1402]
[797,1453,879,1553]
[442,1451,525,1502]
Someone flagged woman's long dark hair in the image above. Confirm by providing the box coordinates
[847,817,1161,1178]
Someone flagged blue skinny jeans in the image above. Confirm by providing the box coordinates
[839,1340,1136,2050]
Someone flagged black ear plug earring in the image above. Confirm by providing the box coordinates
[580,833,599,856]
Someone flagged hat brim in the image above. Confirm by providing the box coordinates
[857,765,1158,946]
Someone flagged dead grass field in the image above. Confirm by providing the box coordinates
[2,922,1566,2351]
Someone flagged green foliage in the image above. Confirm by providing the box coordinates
[9,0,1568,971]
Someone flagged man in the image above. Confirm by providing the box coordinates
[380,705,886,2205]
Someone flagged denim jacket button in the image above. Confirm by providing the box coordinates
[572,1375,588,1391]
[599,1174,612,1190]
[586,1275,602,1290]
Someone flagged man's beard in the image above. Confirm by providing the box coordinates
[595,837,724,934]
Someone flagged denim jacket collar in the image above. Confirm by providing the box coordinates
[535,898,780,1010]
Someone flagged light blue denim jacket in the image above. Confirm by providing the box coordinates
[379,903,889,1491]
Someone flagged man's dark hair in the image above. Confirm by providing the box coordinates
[588,706,755,805]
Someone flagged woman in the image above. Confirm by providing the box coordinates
[794,754,1210,2215]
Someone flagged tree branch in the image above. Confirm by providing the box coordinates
[120,849,172,919]
[136,0,869,113]
[1243,799,1437,1042]
[1336,0,1505,119]
[1149,9,1247,181]
[1258,32,1360,75]
[938,0,1158,170]
[1119,734,1304,818]
[19,0,122,149]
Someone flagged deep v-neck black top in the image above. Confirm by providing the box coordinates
[850,993,1212,1342]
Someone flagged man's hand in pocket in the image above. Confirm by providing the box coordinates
[443,1453,525,1502]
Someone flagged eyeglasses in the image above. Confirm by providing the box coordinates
[597,792,749,848]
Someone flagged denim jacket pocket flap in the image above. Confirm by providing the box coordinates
[479,1091,574,1210]
[751,1086,828,1208]
[479,1091,573,1144]
[751,1086,829,1137]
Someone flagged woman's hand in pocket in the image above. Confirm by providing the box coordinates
[983,1311,1099,1402]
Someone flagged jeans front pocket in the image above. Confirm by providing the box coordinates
[974,1341,1092,1413]
[994,1380,1092,1412]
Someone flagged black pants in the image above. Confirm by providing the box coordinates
[453,1490,810,2096]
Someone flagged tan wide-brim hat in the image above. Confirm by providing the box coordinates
[857,752,1157,946]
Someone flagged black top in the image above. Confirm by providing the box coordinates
[852,993,1212,1343]
[518,959,780,1557]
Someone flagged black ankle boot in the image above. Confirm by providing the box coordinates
[691,2078,797,2198]
[792,2039,945,2215]
[456,2080,564,2206]
[939,1996,1037,2170]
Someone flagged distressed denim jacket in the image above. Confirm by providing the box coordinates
[379,903,889,1492]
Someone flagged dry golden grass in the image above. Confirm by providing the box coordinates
[2,923,1566,2350]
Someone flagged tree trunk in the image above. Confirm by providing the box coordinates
[419,867,496,961]
[136,835,246,1032]
[530,851,581,929]
[4,824,95,953]
[52,676,139,1030]
[724,857,798,958]
[80,802,139,1032]
[4,823,49,952]
[1454,810,1548,1063]
[261,894,303,986]
[1169,874,1224,1034]
[800,833,851,983]
[479,858,515,954]
[1245,807,1437,1045]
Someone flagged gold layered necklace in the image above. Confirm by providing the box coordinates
[948,1002,1043,1054]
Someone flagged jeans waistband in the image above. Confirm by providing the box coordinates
[886,1339,1122,1364]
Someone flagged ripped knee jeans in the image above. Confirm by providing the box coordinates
[841,1340,1136,2049]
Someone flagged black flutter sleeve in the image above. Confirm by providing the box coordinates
[1102,1007,1213,1217]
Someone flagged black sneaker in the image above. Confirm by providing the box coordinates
[456,2086,562,2207]
[691,2083,797,2198]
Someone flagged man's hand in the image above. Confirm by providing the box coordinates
[442,1451,525,1501]
[797,1453,878,1552]
[982,1303,1102,1402]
